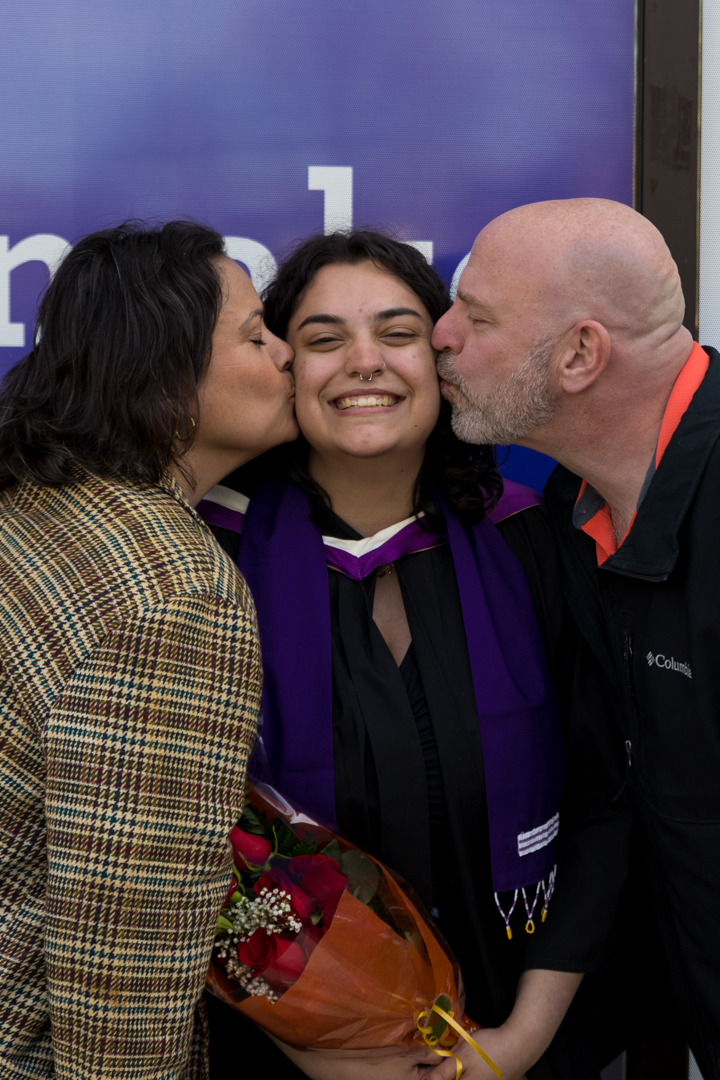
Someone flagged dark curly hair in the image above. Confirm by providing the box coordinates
[0,219,225,490]
[230,230,501,528]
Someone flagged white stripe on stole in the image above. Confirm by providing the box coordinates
[202,485,250,514]
[200,487,423,558]
[322,512,426,557]
[517,813,560,856]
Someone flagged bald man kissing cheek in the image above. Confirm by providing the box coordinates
[433,198,720,1080]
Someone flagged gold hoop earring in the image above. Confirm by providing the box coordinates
[175,416,196,440]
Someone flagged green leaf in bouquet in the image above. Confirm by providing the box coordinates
[402,924,428,957]
[367,893,403,937]
[340,850,380,904]
[240,868,263,887]
[392,909,427,956]
[291,839,316,857]
[426,993,454,1042]
[272,822,300,857]
[215,914,234,934]
[238,804,267,836]
[319,838,343,866]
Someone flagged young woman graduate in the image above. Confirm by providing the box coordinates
[201,233,600,1080]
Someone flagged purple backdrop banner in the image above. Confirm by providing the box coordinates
[0,0,634,488]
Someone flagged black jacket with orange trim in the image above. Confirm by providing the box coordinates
[529,346,720,1079]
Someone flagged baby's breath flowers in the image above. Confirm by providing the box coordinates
[212,804,350,1004]
[224,886,303,941]
[215,885,304,1003]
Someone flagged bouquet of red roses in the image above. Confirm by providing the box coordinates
[207,780,500,1077]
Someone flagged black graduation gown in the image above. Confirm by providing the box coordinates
[205,505,605,1079]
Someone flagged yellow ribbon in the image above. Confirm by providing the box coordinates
[417,1002,503,1080]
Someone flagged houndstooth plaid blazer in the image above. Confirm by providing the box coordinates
[0,470,262,1079]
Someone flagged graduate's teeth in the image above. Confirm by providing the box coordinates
[335,395,398,409]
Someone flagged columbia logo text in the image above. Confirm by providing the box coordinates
[646,652,692,679]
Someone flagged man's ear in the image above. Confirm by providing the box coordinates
[556,320,611,395]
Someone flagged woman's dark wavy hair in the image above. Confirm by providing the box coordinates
[238,229,501,528]
[0,219,225,490]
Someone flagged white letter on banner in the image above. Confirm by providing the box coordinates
[224,238,278,295]
[307,169,432,259]
[404,240,434,264]
[308,166,354,233]
[0,235,71,347]
[450,252,471,301]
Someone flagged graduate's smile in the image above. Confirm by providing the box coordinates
[331,391,403,413]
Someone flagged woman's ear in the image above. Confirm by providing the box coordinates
[556,320,611,395]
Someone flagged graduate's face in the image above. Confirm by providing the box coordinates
[287,261,441,461]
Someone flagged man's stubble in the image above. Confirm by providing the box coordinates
[436,336,559,446]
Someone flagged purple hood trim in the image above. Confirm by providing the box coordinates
[323,519,444,581]
[196,499,245,533]
[489,480,543,523]
[197,479,543,565]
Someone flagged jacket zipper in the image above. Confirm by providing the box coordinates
[622,631,639,778]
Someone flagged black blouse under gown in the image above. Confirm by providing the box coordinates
[205,506,604,1079]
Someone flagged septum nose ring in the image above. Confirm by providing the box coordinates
[359,360,386,383]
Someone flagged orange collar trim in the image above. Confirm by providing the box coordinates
[655,341,710,465]
[575,342,709,565]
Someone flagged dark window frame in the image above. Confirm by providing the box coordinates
[620,14,701,1080]
[634,0,702,338]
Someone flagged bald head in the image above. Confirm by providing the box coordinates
[474,198,684,343]
[433,198,694,456]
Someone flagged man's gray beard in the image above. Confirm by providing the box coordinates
[437,336,559,445]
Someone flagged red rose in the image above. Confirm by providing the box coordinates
[287,855,334,881]
[255,867,292,892]
[289,855,347,921]
[253,871,285,897]
[262,938,307,988]
[288,884,313,921]
[254,872,313,923]
[237,927,277,973]
[230,827,271,869]
[223,872,238,905]
[288,854,330,881]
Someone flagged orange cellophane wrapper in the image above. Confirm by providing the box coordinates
[206,780,475,1050]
